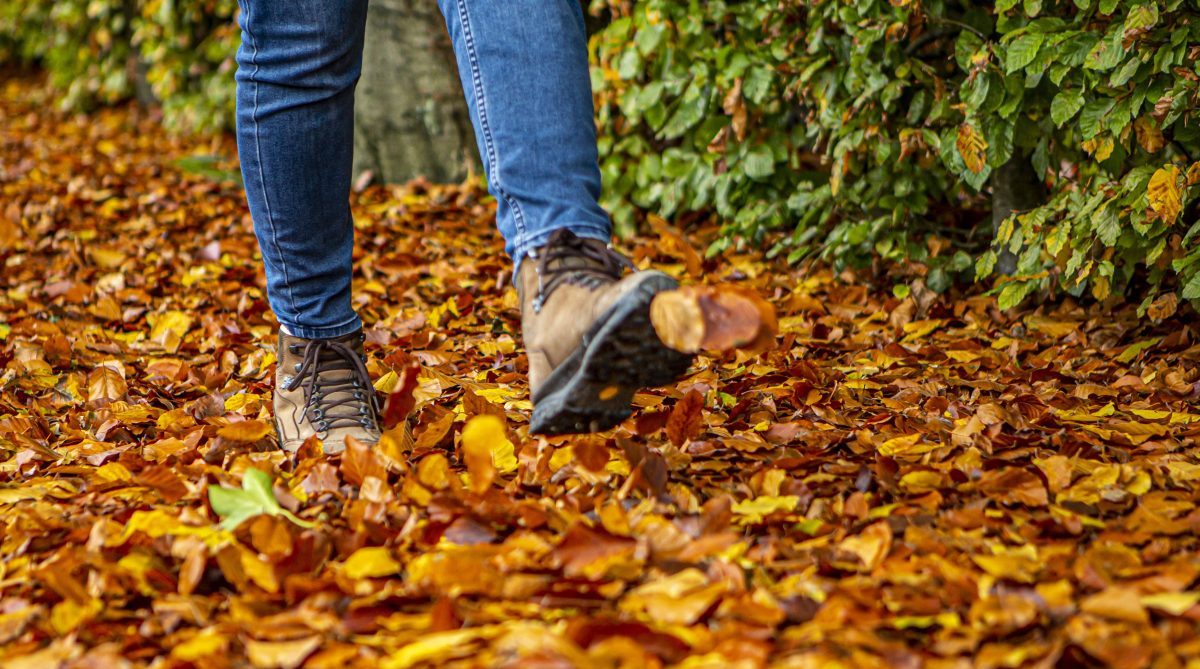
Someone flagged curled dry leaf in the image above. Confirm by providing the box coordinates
[650,285,777,353]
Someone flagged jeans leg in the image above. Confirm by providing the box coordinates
[436,0,612,271]
[235,0,367,339]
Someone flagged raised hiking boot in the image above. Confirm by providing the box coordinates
[518,229,693,435]
[274,329,382,454]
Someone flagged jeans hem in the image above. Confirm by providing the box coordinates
[510,223,612,277]
[277,314,363,340]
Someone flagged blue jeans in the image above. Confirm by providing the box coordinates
[235,0,611,339]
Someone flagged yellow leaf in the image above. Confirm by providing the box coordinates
[1140,591,1200,616]
[878,433,927,456]
[373,370,398,393]
[619,568,726,625]
[956,123,988,174]
[461,415,517,475]
[899,470,945,492]
[838,522,892,570]
[148,310,194,353]
[224,393,263,412]
[361,280,387,295]
[89,247,126,269]
[245,636,322,669]
[49,598,101,635]
[1024,316,1079,337]
[342,546,401,580]
[903,319,944,340]
[171,628,229,662]
[382,628,494,669]
[218,420,272,443]
[1147,165,1182,223]
[731,495,799,523]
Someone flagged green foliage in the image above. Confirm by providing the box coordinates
[0,0,238,132]
[590,0,1200,307]
[208,468,314,530]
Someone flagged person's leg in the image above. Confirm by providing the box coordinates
[436,0,611,267]
[437,0,693,435]
[236,0,366,339]
[236,0,381,453]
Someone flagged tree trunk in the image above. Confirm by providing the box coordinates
[991,154,1045,275]
[352,0,476,185]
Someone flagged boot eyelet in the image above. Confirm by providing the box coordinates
[361,419,372,428]
[312,409,324,419]
[318,420,329,432]
[293,363,301,372]
[288,345,299,354]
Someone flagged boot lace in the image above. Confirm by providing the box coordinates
[532,230,633,312]
[284,339,380,436]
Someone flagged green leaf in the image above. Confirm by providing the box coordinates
[1183,272,1200,300]
[927,268,952,293]
[1116,337,1161,363]
[955,32,985,71]
[1006,33,1045,73]
[1095,204,1121,246]
[207,468,314,530]
[1109,58,1141,87]
[1123,5,1159,34]
[743,145,776,180]
[976,250,998,279]
[743,67,774,105]
[1079,98,1114,139]
[1050,88,1085,127]
[998,281,1037,310]
[1084,32,1124,71]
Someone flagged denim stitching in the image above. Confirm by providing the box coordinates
[453,0,528,241]
[243,3,300,320]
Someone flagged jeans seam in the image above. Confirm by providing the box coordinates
[453,0,527,240]
[243,3,300,321]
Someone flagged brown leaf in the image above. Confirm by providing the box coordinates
[340,435,387,486]
[651,285,777,353]
[381,361,421,429]
[87,362,127,407]
[555,522,638,578]
[666,389,705,447]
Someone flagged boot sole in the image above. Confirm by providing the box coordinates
[529,272,693,435]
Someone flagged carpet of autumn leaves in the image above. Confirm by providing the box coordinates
[4,72,1200,669]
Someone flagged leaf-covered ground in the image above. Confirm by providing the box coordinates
[4,73,1200,669]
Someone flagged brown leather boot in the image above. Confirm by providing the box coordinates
[519,229,692,435]
[274,329,382,454]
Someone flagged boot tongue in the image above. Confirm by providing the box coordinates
[289,337,379,435]
[534,230,631,309]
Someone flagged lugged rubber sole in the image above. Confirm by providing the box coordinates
[529,272,693,435]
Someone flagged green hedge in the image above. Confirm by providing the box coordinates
[590,0,1200,310]
[0,0,238,132]
[5,0,1199,310]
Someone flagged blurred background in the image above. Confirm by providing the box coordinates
[2,0,1198,313]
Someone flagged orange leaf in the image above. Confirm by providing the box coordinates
[217,420,272,443]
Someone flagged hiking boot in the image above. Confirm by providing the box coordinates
[274,329,382,454]
[518,229,693,435]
